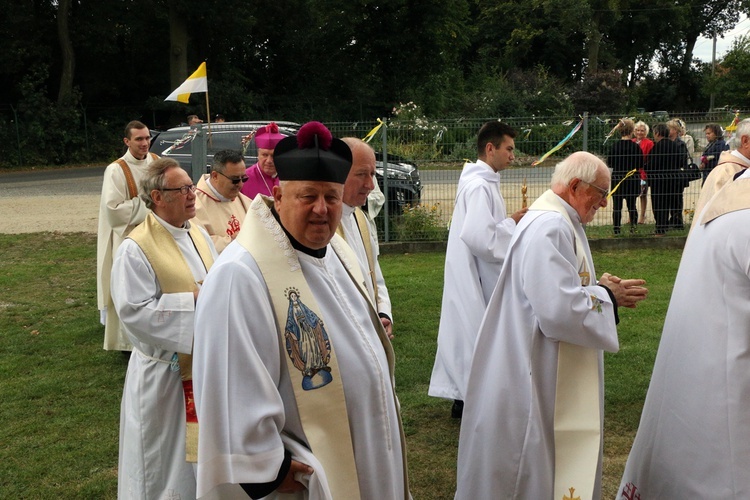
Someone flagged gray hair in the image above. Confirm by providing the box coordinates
[140,158,181,209]
[735,118,750,142]
[634,121,650,136]
[550,151,606,188]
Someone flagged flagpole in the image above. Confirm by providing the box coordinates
[205,85,212,148]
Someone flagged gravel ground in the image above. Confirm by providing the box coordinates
[0,166,103,234]
[0,195,100,234]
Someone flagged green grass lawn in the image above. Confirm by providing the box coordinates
[0,233,682,498]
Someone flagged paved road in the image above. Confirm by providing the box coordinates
[0,165,105,197]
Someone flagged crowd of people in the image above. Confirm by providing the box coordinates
[606,117,731,236]
[96,117,750,499]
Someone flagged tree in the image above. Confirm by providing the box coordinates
[711,35,750,108]
[56,0,75,105]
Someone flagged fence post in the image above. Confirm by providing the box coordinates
[582,111,589,152]
[381,120,390,242]
[191,124,206,184]
[10,104,22,166]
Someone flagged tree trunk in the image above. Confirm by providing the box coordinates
[585,12,602,77]
[56,0,75,105]
[676,34,698,109]
[168,2,189,89]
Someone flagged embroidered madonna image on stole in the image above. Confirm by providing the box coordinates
[284,287,333,390]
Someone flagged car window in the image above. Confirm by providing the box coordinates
[153,130,193,156]
[206,131,249,154]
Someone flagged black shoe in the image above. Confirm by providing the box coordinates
[451,400,464,419]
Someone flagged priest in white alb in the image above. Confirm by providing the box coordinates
[192,149,252,253]
[339,137,393,338]
[455,152,648,500]
[97,120,158,352]
[111,158,217,499]
[429,121,527,418]
[192,122,409,500]
[618,166,750,498]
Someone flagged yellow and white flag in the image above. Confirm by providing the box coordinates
[165,62,208,103]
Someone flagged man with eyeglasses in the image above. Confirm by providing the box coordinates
[456,151,648,500]
[193,149,252,253]
[111,157,218,499]
[98,120,159,353]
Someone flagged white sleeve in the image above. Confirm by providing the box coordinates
[110,240,195,353]
[521,216,619,352]
[192,253,289,495]
[102,163,149,238]
[459,183,516,264]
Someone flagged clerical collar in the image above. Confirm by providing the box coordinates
[152,212,191,234]
[270,207,327,258]
[554,194,583,224]
[731,150,750,167]
[342,203,356,216]
[205,176,231,202]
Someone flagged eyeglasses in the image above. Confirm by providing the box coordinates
[161,184,196,195]
[217,171,249,185]
[581,180,609,199]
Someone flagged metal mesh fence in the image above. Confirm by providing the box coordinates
[326,111,737,241]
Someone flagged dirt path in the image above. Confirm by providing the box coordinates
[0,195,100,234]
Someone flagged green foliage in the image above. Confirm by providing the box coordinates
[387,102,449,160]
[392,203,449,241]
[570,70,629,115]
[711,35,750,110]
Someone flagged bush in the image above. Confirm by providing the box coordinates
[393,203,449,241]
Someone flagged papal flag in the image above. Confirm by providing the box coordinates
[165,62,207,103]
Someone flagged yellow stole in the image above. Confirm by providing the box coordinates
[529,190,601,500]
[335,206,379,306]
[128,213,214,463]
[236,197,408,500]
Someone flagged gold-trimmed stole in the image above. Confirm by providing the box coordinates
[529,189,601,500]
[237,197,409,500]
[336,207,379,306]
[128,213,214,463]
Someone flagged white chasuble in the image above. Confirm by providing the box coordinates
[619,171,750,499]
[111,214,216,500]
[455,190,618,500]
[192,198,408,500]
[430,160,517,401]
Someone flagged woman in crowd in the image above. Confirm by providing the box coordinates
[608,118,643,234]
[700,123,729,185]
[649,123,685,235]
[633,121,654,224]
[666,119,692,230]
